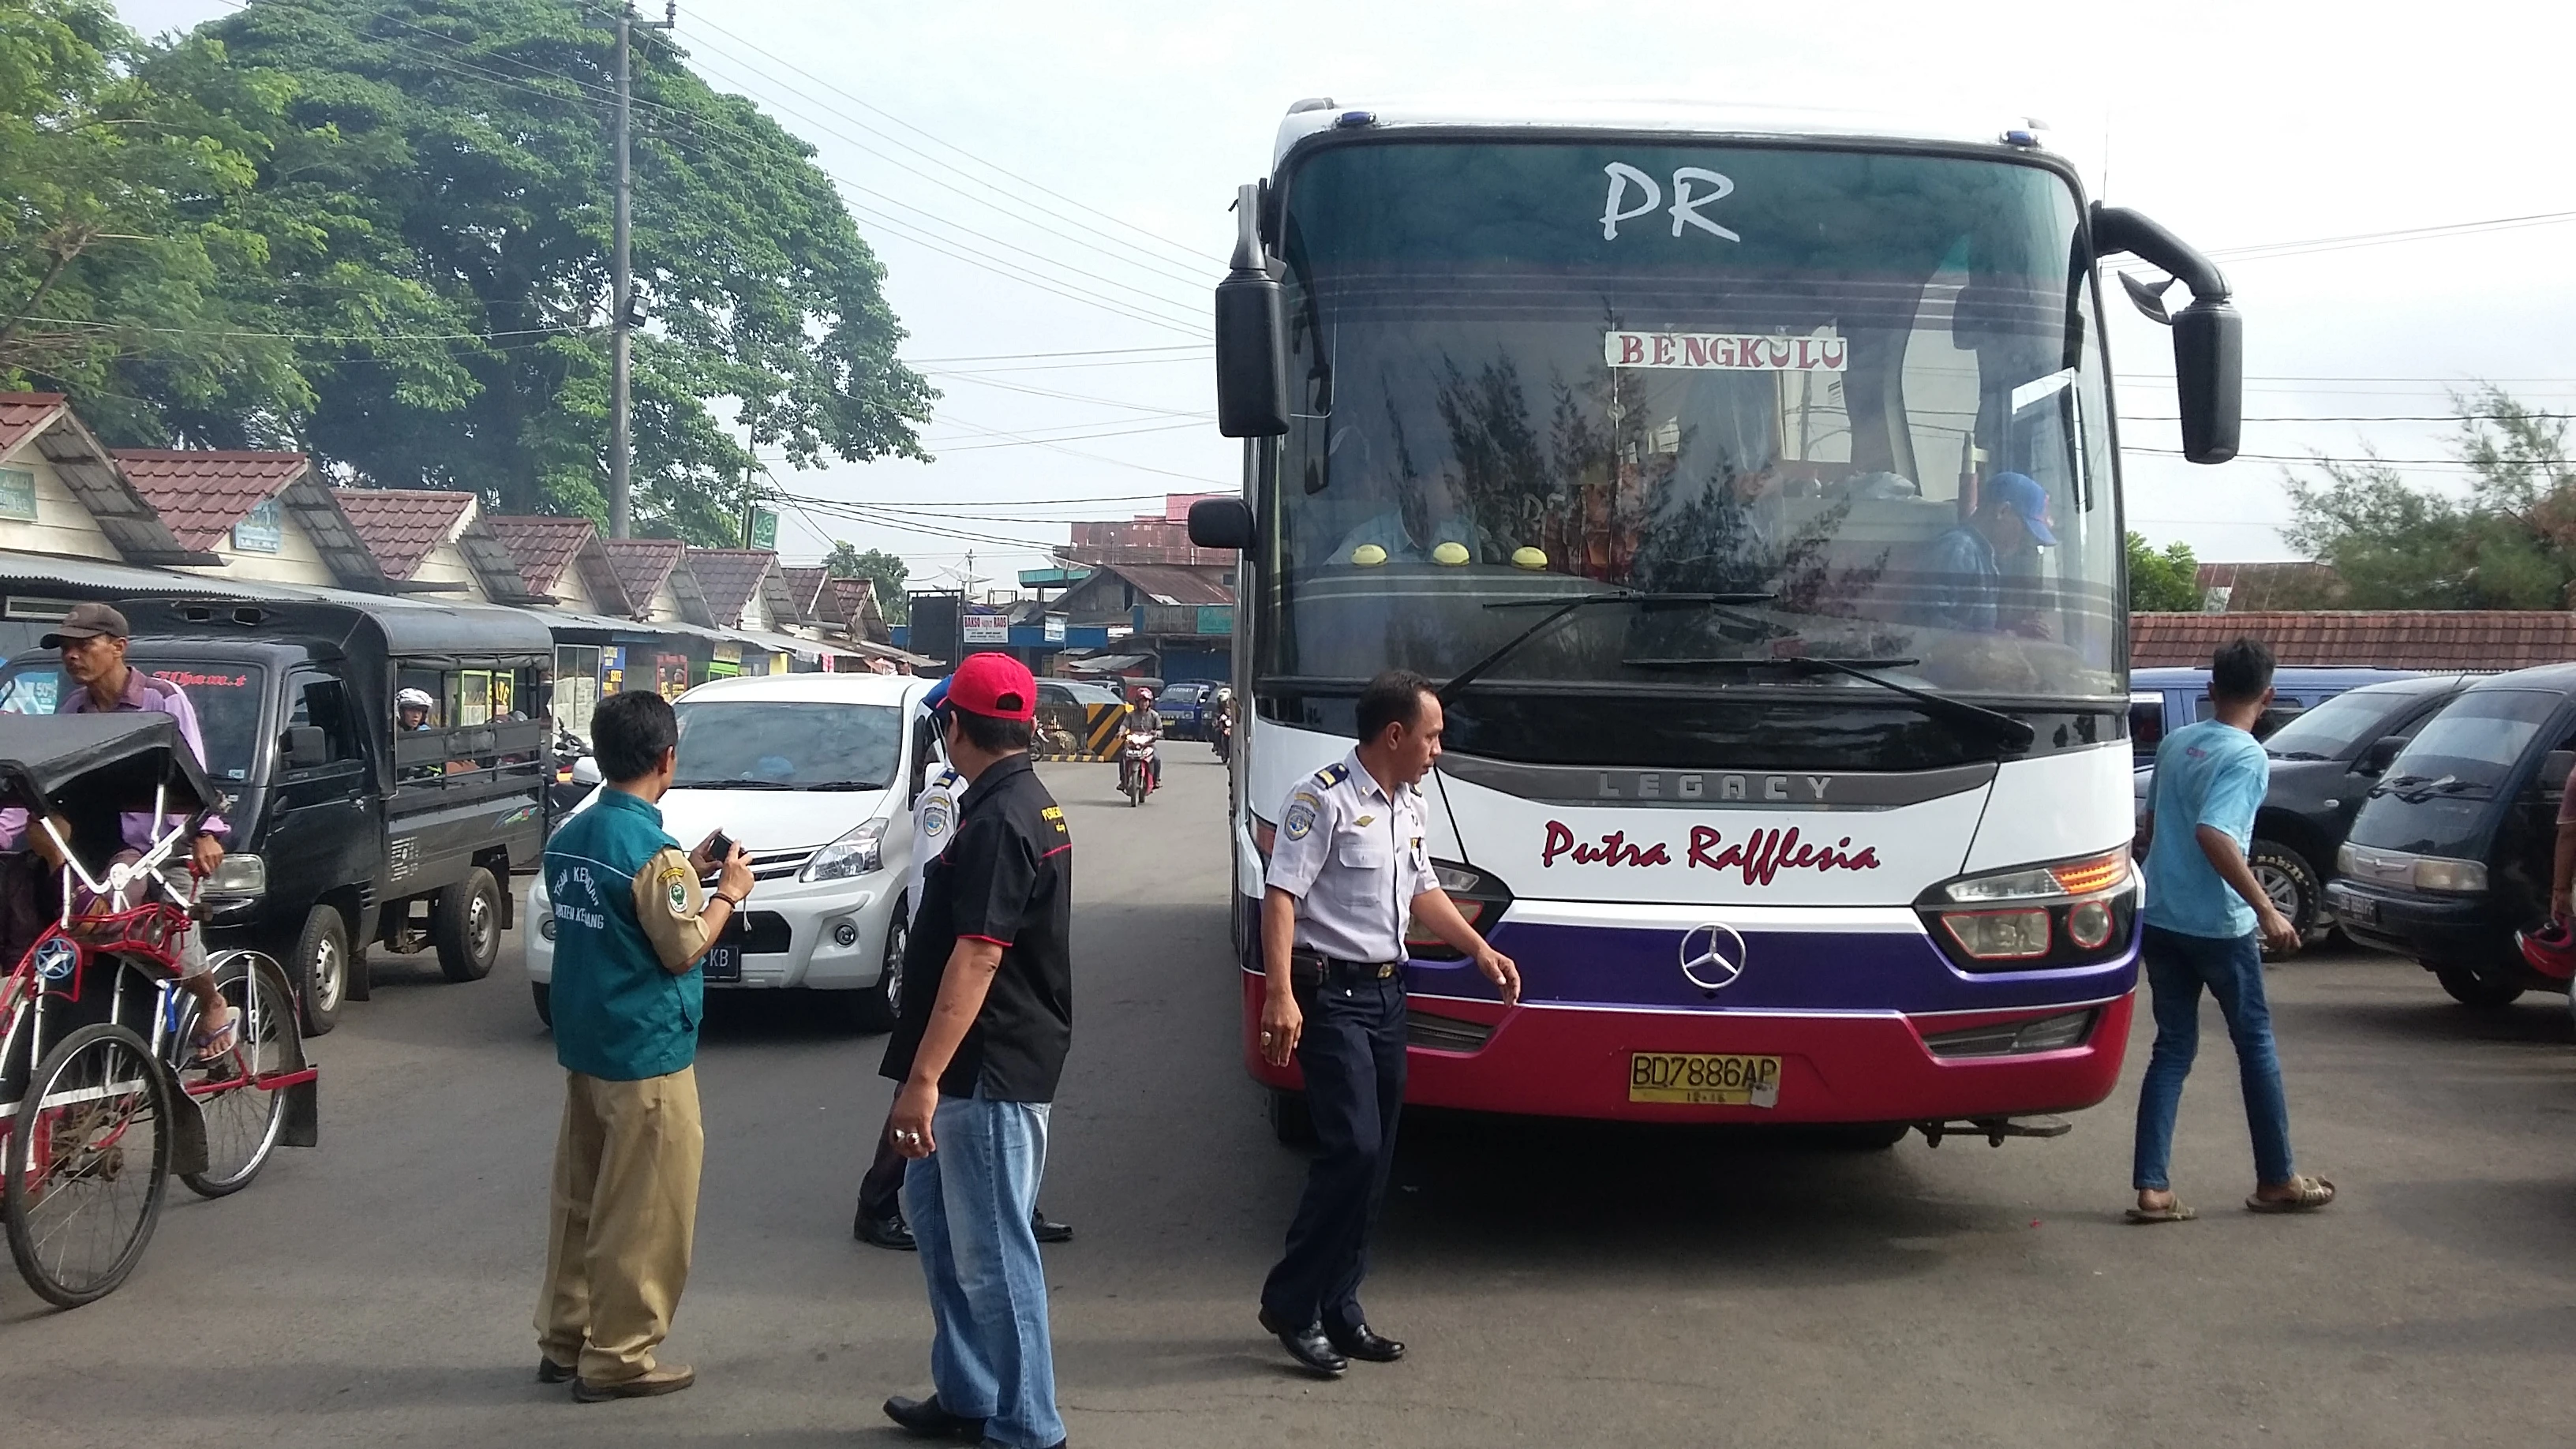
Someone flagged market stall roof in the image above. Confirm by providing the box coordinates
[0,548,315,602]
[1063,653,1151,674]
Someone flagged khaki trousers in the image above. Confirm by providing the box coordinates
[534,1066,703,1384]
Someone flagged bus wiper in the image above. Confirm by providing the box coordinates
[1625,654,2037,752]
[1436,591,1776,703]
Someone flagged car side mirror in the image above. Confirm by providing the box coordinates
[2358,736,2407,776]
[1215,182,1289,438]
[570,755,601,787]
[279,724,328,769]
[1189,496,1255,550]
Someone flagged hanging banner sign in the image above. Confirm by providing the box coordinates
[1604,331,1847,372]
[962,614,1010,646]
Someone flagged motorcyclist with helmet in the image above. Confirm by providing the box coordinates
[1123,684,1163,797]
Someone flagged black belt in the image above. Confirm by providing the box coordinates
[1291,948,1400,986]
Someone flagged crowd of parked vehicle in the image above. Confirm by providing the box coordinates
[2136,661,2576,1020]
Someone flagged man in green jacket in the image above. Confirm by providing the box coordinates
[534,690,754,1401]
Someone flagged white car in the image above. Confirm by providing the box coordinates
[526,672,934,1030]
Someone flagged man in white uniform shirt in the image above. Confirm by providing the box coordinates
[854,678,1073,1250]
[1254,670,1519,1376]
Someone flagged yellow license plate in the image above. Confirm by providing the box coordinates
[1628,1052,1782,1106]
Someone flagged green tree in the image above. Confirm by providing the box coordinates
[0,1,307,430]
[85,0,932,543]
[2125,532,2203,612]
[824,541,910,624]
[2285,388,2576,609]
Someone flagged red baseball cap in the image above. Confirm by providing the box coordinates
[945,652,1036,721]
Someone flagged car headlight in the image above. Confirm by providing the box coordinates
[2411,856,2489,893]
[802,818,889,882]
[204,852,266,896]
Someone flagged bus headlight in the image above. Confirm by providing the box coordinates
[803,818,889,882]
[1919,850,2137,972]
[1405,861,1512,959]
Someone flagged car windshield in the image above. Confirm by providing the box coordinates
[1260,140,2117,702]
[2263,689,2413,760]
[0,658,268,781]
[2381,690,2559,790]
[671,700,900,789]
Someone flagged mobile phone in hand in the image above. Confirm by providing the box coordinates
[704,830,733,864]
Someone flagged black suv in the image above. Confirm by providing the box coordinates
[2136,674,2474,944]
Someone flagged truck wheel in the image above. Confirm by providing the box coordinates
[2434,961,2525,1008]
[432,867,502,983]
[1267,1088,1316,1148]
[844,897,905,1033]
[2248,841,2320,951]
[531,982,552,1028]
[287,904,350,1036]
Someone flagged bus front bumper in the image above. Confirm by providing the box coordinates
[1241,973,2135,1125]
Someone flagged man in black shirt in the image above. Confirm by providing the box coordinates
[878,653,1073,1449]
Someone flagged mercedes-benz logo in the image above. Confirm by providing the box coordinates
[1679,922,1747,992]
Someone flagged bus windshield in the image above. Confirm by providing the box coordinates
[1262,140,2119,703]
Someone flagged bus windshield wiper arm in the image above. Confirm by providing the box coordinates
[1438,591,1775,703]
[1626,654,2037,752]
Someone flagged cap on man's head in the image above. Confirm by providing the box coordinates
[921,675,952,713]
[944,653,1035,721]
[40,602,129,649]
[1983,472,2057,545]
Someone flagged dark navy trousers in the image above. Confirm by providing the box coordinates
[1261,968,1407,1335]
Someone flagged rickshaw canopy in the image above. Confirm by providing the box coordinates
[0,713,216,820]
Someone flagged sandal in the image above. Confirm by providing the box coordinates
[2125,1200,2197,1224]
[189,1009,240,1065]
[2246,1176,2336,1213]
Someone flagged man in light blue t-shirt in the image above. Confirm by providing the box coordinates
[2128,637,2336,1223]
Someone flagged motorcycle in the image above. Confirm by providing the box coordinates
[1119,730,1158,807]
[549,728,599,818]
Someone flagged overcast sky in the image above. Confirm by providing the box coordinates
[122,1,2576,588]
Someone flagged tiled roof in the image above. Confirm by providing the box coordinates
[2195,561,2341,611]
[599,537,687,605]
[2133,611,2576,671]
[0,392,67,456]
[1103,562,1234,606]
[684,549,778,628]
[485,515,595,593]
[333,489,476,580]
[112,449,310,552]
[781,566,829,617]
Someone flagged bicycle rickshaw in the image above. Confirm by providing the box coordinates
[0,713,317,1308]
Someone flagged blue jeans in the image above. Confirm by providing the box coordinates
[2132,925,2296,1191]
[904,1091,1061,1449]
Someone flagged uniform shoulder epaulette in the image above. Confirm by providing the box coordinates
[1313,762,1350,788]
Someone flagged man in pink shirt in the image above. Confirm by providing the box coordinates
[35,605,237,1056]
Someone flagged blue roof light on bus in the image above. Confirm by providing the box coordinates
[2001,129,2040,148]
[1336,110,1377,129]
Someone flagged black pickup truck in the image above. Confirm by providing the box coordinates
[0,593,554,1032]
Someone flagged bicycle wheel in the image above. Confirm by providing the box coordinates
[176,951,302,1198]
[4,1022,173,1309]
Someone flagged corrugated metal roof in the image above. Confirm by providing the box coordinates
[1100,562,1234,606]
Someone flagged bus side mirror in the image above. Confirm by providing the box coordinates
[2358,736,2407,776]
[2095,204,2241,466]
[2172,300,2241,465]
[1188,497,1255,551]
[1215,182,1289,438]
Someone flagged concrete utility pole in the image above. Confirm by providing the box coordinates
[608,1,676,539]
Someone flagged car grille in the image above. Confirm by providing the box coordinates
[747,848,817,882]
[1921,1009,2096,1059]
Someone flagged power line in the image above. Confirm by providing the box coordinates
[681,12,1225,271]
[908,344,1208,364]
[672,31,1218,292]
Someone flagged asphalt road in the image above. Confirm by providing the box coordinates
[8,751,2576,1448]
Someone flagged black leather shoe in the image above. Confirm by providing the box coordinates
[884,1393,987,1439]
[536,1357,576,1384]
[1257,1308,1348,1377]
[857,1209,917,1252]
[1327,1324,1406,1362]
[1031,1208,1074,1244]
